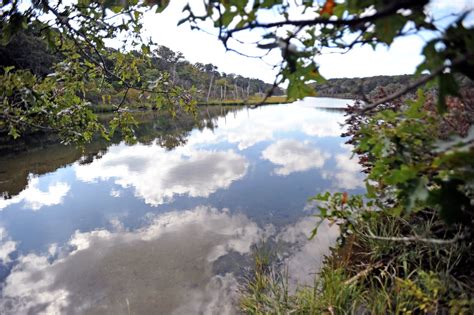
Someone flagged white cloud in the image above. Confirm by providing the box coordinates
[277,217,339,289]
[0,227,17,264]
[428,0,474,11]
[75,145,248,206]
[0,206,265,314]
[136,1,441,81]
[318,35,425,78]
[202,101,348,151]
[110,189,121,198]
[322,144,365,190]
[0,177,70,211]
[141,0,280,83]
[261,139,330,176]
[0,253,70,314]
[333,153,365,189]
[171,273,239,315]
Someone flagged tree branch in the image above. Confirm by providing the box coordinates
[222,0,426,39]
[360,53,470,113]
[364,227,463,245]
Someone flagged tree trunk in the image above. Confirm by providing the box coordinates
[206,74,214,104]
[234,83,239,99]
[246,79,250,100]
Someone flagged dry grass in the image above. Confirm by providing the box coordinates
[202,95,288,106]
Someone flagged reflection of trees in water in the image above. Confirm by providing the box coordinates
[0,106,240,198]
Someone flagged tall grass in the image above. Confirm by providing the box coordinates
[239,212,474,314]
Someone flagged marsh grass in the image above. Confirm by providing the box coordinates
[239,213,474,314]
[202,96,289,106]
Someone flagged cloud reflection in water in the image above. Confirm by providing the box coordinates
[277,217,339,289]
[75,145,248,206]
[0,227,16,264]
[322,144,365,190]
[261,139,330,176]
[204,103,347,150]
[0,177,70,211]
[0,206,267,314]
[0,99,365,314]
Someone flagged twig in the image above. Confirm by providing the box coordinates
[344,262,383,285]
[223,0,426,38]
[365,227,462,245]
[116,86,130,109]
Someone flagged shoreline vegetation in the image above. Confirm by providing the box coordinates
[242,211,473,314]
[198,95,289,106]
[312,74,474,100]
[91,95,290,113]
[239,90,474,314]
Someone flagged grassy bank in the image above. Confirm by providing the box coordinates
[199,95,289,106]
[89,96,289,113]
[240,211,473,314]
[239,90,474,314]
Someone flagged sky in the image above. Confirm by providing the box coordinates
[142,0,473,83]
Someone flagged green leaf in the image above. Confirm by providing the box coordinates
[385,165,417,185]
[8,126,20,139]
[314,191,331,201]
[221,11,237,27]
[374,14,407,44]
[155,0,170,13]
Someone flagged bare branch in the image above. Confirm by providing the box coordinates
[364,227,463,245]
[222,0,426,39]
[360,53,471,113]
[344,262,384,285]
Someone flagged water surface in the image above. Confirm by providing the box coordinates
[0,97,364,314]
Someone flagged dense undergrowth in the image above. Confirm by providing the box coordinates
[240,89,474,314]
[241,211,473,314]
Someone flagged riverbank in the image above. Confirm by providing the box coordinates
[241,210,473,314]
[0,105,239,155]
[90,96,290,113]
[239,90,474,314]
[198,96,289,106]
[0,100,361,314]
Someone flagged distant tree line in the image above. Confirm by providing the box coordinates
[314,75,474,100]
[148,45,284,103]
[1,27,470,108]
[0,27,283,108]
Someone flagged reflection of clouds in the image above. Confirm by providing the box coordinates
[277,217,339,289]
[1,253,70,314]
[109,188,121,198]
[0,206,264,314]
[228,128,274,150]
[322,145,365,190]
[332,153,364,189]
[0,227,17,264]
[261,140,330,176]
[75,145,248,206]
[191,101,347,151]
[301,119,342,138]
[172,273,239,315]
[0,177,70,211]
